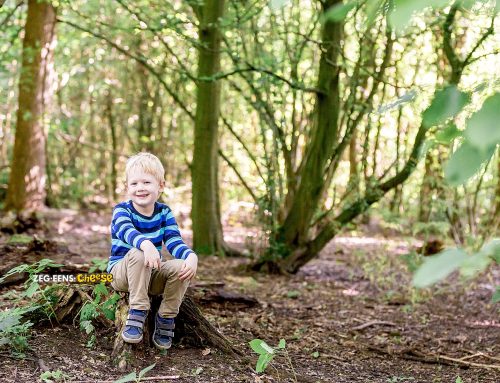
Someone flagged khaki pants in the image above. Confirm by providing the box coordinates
[110,248,190,318]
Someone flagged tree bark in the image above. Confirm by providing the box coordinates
[278,0,343,248]
[276,121,431,273]
[191,0,226,255]
[5,0,56,212]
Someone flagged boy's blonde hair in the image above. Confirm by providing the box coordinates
[126,152,165,184]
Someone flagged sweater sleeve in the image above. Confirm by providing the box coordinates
[111,206,149,249]
[162,208,194,260]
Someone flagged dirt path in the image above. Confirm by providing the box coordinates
[0,209,499,382]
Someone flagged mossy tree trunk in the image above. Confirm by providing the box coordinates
[253,3,430,273]
[191,0,227,256]
[5,0,56,212]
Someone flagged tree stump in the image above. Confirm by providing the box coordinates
[111,292,240,371]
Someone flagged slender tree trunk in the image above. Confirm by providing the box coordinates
[5,0,56,212]
[418,152,434,222]
[191,0,226,255]
[278,0,343,248]
[106,90,117,201]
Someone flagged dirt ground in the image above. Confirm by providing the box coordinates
[0,209,499,383]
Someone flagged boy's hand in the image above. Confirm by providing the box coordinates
[179,253,198,281]
[140,241,161,269]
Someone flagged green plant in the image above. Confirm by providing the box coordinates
[40,369,70,383]
[0,306,36,353]
[0,259,64,353]
[413,238,500,301]
[249,338,297,381]
[112,363,156,383]
[88,258,108,273]
[78,282,120,348]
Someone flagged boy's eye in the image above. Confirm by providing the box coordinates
[131,183,137,186]
[144,181,150,184]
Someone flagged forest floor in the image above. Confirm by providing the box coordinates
[0,208,499,383]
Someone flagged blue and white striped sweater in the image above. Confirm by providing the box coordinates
[107,200,193,272]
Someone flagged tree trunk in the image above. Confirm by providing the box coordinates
[191,0,226,255]
[278,0,343,248]
[106,90,118,202]
[273,122,431,273]
[4,0,56,212]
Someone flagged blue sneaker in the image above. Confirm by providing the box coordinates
[121,309,147,344]
[153,314,175,350]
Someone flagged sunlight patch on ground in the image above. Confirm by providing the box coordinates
[90,224,109,234]
[342,287,360,296]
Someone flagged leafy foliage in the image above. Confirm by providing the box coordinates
[79,282,120,347]
[249,338,287,373]
[413,239,500,294]
[112,363,156,383]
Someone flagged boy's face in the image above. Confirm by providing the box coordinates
[126,168,163,212]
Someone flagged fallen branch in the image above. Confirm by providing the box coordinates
[366,344,500,370]
[351,320,397,331]
[71,376,180,383]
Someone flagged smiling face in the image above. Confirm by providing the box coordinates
[126,168,164,216]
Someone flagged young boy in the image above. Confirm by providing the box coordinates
[107,152,198,350]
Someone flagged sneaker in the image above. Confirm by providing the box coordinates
[121,309,147,344]
[153,314,175,350]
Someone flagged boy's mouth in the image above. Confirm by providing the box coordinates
[136,194,149,198]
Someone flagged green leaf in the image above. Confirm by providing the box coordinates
[256,352,274,373]
[459,253,491,279]
[7,234,33,244]
[464,93,500,151]
[93,283,108,304]
[480,239,500,263]
[286,290,300,298]
[377,90,417,114]
[455,376,463,383]
[138,363,156,379]
[389,0,448,34]
[25,282,40,298]
[323,1,357,22]
[434,123,462,144]
[365,0,385,27]
[0,311,21,333]
[413,248,469,288]
[112,371,137,383]
[444,140,495,186]
[250,339,274,355]
[278,339,286,349]
[422,86,470,128]
[191,367,203,376]
[312,351,320,358]
[268,0,289,11]
[492,286,500,303]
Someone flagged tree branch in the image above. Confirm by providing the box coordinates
[463,14,495,67]
[218,150,259,204]
[58,18,195,121]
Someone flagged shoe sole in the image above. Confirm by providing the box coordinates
[121,332,143,344]
[152,337,172,350]
[153,319,172,350]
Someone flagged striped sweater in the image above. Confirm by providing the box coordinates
[107,200,194,272]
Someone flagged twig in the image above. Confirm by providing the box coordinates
[71,376,180,383]
[351,320,397,331]
[431,353,500,370]
[462,351,500,363]
[367,345,500,370]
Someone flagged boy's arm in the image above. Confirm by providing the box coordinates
[162,209,195,261]
[162,208,198,279]
[112,207,160,268]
